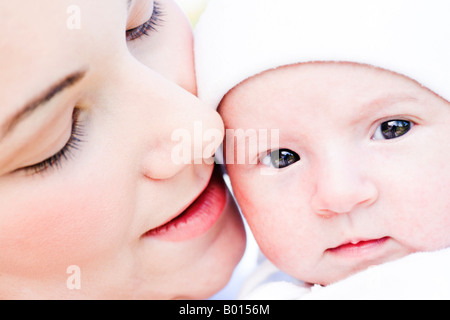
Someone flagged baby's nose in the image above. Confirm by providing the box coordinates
[311,154,378,217]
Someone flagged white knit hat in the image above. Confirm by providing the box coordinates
[195,0,450,109]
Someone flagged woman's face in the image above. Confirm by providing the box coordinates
[0,0,245,299]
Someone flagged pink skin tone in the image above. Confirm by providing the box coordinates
[220,62,450,286]
[0,0,245,299]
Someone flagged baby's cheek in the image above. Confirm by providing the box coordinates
[0,184,127,278]
[386,165,450,251]
[232,178,289,256]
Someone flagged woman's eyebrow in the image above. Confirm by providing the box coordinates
[0,69,87,142]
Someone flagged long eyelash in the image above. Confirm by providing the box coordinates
[23,108,84,175]
[126,1,164,41]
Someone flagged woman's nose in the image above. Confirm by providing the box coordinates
[139,77,224,181]
[310,150,378,217]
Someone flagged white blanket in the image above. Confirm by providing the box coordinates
[239,248,450,300]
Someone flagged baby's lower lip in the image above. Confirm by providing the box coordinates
[327,237,390,257]
[143,166,227,242]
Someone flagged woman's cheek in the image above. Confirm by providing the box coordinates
[129,0,197,95]
[0,179,129,277]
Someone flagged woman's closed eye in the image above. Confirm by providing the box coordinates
[372,120,413,141]
[18,108,84,175]
[126,1,163,41]
[261,149,300,169]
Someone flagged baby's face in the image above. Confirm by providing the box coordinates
[219,62,450,285]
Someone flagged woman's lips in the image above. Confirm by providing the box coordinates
[327,237,390,257]
[143,166,227,242]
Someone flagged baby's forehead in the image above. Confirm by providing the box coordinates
[218,62,445,125]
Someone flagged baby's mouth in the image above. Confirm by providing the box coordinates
[326,237,390,257]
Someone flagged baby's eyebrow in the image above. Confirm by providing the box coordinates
[364,94,418,110]
[347,94,421,126]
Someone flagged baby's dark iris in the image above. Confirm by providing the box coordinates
[381,120,411,139]
[270,149,300,169]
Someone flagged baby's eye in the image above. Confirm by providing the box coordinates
[372,120,413,140]
[261,149,300,169]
